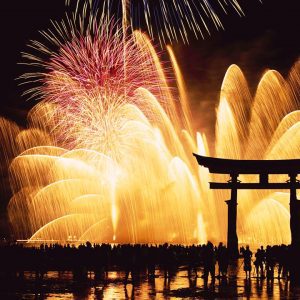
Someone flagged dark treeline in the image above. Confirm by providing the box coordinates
[0,242,292,284]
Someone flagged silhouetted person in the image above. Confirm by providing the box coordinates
[188,245,198,278]
[265,245,275,279]
[243,245,252,279]
[202,241,216,286]
[216,243,229,278]
[254,246,265,278]
[146,246,156,278]
[277,245,289,279]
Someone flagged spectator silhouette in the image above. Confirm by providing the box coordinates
[216,242,229,278]
[202,241,216,286]
[242,245,252,279]
[254,246,265,278]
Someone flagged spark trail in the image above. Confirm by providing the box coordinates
[3,0,299,247]
[66,0,246,44]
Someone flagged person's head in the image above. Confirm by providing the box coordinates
[246,245,250,250]
[207,241,213,248]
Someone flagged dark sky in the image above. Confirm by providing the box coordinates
[0,0,299,236]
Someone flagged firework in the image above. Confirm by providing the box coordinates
[5,0,300,247]
[66,0,246,44]
[9,51,300,245]
[12,3,203,244]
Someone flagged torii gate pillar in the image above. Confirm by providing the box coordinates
[289,173,300,283]
[225,173,239,258]
[290,174,300,248]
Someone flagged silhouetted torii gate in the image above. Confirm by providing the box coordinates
[193,154,300,259]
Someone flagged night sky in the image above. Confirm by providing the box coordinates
[0,0,299,236]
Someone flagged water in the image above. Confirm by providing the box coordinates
[2,260,300,299]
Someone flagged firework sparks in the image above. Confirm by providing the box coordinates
[12,2,203,244]
[66,0,247,44]
[4,0,299,247]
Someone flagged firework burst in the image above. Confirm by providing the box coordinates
[20,5,171,102]
[20,3,182,157]
[9,1,205,245]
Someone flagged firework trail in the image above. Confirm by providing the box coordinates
[66,0,246,44]
[11,0,205,244]
[8,0,297,248]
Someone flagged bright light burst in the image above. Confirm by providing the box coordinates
[66,0,246,44]
[4,0,299,247]
[12,2,203,244]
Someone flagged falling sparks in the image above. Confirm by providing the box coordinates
[2,0,299,247]
[9,4,203,244]
[66,0,246,44]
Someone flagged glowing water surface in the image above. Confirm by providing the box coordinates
[1,262,298,299]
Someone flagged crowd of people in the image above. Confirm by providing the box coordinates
[240,244,291,280]
[0,241,292,283]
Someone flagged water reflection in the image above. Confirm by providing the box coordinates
[1,260,300,299]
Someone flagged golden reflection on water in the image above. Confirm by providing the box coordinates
[9,260,299,299]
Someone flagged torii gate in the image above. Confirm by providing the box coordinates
[193,154,300,259]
